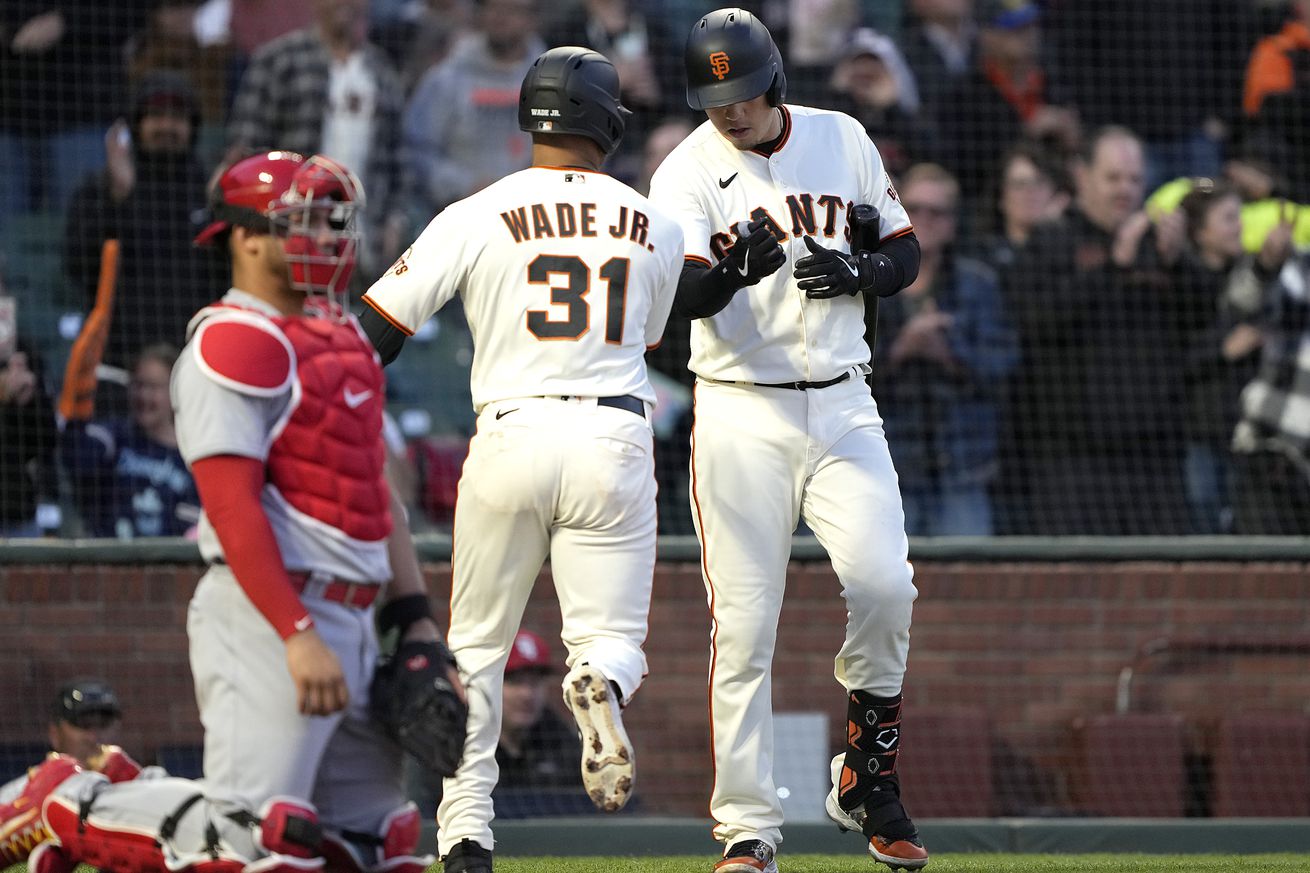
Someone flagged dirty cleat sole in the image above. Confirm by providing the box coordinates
[566,667,634,812]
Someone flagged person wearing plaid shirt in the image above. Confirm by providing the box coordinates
[226,0,409,276]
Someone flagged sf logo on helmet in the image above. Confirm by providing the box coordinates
[710,51,731,80]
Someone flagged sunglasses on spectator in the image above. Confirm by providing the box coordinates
[904,202,955,219]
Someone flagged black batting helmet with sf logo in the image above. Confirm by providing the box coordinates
[684,7,786,111]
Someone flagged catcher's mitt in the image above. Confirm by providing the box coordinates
[371,640,467,777]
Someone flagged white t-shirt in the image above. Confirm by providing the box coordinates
[320,51,376,183]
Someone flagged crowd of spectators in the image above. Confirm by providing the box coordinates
[0,0,1307,538]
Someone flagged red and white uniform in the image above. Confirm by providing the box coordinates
[363,165,682,854]
[649,106,919,850]
[171,289,409,859]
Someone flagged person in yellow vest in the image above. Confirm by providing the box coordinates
[1147,130,1310,253]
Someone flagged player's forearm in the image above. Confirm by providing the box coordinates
[868,232,920,297]
[191,455,312,640]
[673,258,747,319]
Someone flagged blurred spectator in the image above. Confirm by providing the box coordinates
[1231,229,1310,534]
[0,338,59,538]
[126,0,230,129]
[1003,126,1192,534]
[1047,0,1255,191]
[226,0,409,276]
[1146,129,1310,256]
[872,164,1017,536]
[0,678,158,807]
[1243,0,1310,201]
[64,72,224,371]
[972,142,1069,273]
[60,343,200,539]
[544,0,681,179]
[42,678,122,768]
[404,0,542,221]
[636,116,694,199]
[371,0,473,94]
[0,2,153,229]
[898,0,975,127]
[225,0,314,59]
[405,629,585,818]
[821,27,942,179]
[1172,183,1272,532]
[943,0,1078,203]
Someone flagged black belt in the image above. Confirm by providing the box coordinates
[754,372,851,390]
[549,394,646,418]
[595,394,646,417]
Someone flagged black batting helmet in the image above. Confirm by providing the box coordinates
[518,46,631,156]
[684,8,786,110]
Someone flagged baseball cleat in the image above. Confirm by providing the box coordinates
[714,839,777,873]
[442,838,492,873]
[826,757,929,870]
[564,666,634,813]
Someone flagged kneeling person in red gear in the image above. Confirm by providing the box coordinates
[172,150,464,872]
[1,753,322,873]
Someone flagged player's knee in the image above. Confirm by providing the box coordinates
[841,559,918,615]
[256,797,323,861]
[320,803,430,873]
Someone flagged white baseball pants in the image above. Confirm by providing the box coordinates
[187,565,407,836]
[436,397,657,855]
[689,375,917,850]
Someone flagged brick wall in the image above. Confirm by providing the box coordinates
[2,560,1307,817]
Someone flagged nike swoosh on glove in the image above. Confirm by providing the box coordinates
[721,218,786,287]
[793,235,896,299]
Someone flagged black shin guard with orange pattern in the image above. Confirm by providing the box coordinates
[837,690,903,813]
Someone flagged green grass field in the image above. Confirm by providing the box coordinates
[486,856,1309,872]
[10,855,1310,872]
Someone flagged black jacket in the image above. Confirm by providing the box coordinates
[1003,207,1189,456]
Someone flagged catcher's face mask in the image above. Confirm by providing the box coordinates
[272,155,366,320]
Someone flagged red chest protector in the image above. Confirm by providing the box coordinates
[192,302,391,543]
[269,314,391,542]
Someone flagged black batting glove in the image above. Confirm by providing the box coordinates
[794,235,894,299]
[719,218,787,288]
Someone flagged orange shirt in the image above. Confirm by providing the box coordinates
[1243,20,1310,115]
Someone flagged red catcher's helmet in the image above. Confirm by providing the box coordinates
[195,151,365,316]
[193,150,306,246]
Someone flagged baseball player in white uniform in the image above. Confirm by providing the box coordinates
[359,47,682,873]
[649,9,928,873]
[168,151,457,873]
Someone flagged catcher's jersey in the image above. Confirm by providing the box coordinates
[363,166,684,412]
[171,289,391,584]
[648,104,912,384]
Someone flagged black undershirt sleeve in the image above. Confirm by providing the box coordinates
[672,258,749,319]
[865,232,920,297]
[359,304,407,366]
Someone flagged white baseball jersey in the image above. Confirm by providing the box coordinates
[363,166,684,411]
[648,104,912,383]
